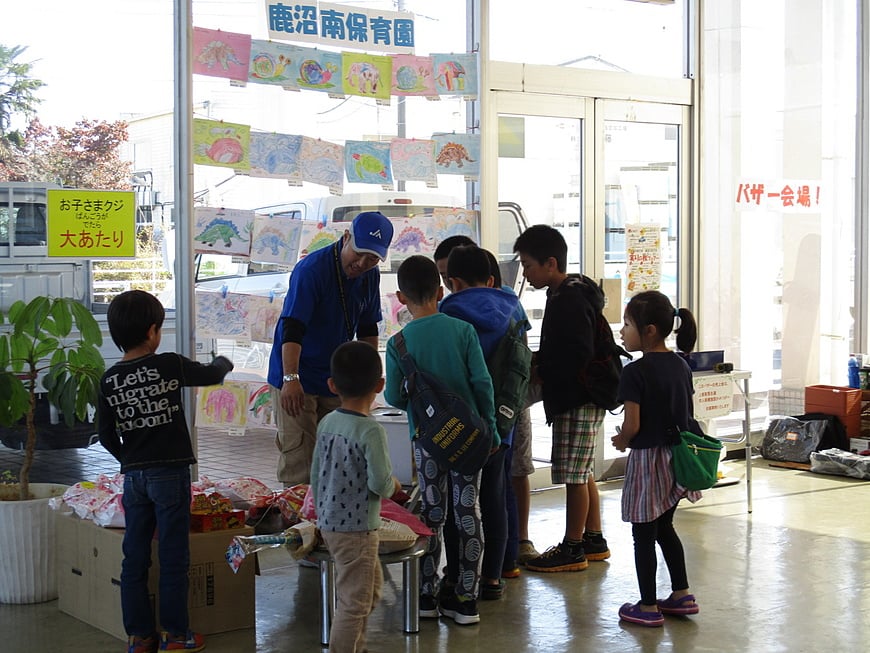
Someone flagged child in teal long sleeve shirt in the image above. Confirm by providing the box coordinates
[383,255,496,626]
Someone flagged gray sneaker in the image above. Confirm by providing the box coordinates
[517,539,540,564]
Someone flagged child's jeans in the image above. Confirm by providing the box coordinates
[121,466,192,637]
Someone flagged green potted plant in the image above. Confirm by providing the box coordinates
[0,295,104,603]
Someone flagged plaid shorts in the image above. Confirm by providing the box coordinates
[550,403,605,484]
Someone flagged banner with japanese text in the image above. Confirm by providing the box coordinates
[265,1,415,54]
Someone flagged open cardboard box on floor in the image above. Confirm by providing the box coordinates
[56,513,254,641]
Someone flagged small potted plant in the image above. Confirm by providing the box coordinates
[0,295,104,603]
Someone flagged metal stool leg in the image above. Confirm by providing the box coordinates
[402,555,420,633]
[319,559,335,645]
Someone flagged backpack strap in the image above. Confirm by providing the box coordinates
[393,331,418,382]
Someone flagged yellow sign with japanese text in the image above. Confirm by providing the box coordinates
[46,189,136,258]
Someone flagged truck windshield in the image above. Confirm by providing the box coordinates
[0,203,48,246]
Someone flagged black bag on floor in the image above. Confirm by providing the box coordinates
[761,416,827,463]
[793,412,849,451]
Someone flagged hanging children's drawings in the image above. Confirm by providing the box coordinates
[299,136,344,194]
[432,53,478,99]
[248,39,301,88]
[249,132,303,181]
[390,139,436,183]
[345,141,393,185]
[193,27,252,82]
[432,133,480,177]
[432,207,478,242]
[379,291,411,345]
[342,53,392,100]
[389,217,436,263]
[245,293,286,344]
[625,223,662,295]
[294,47,341,92]
[195,290,253,339]
[193,119,251,170]
[197,381,249,428]
[391,54,435,96]
[299,222,346,258]
[249,214,302,265]
[193,207,253,257]
[247,383,276,428]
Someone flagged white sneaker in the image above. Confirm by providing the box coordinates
[518,539,541,564]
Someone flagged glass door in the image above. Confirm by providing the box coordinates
[490,93,689,472]
[596,100,690,308]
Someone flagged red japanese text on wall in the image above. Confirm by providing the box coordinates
[734,179,822,213]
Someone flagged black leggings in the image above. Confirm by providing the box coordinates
[631,503,689,605]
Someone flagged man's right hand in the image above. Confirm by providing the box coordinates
[280,379,305,417]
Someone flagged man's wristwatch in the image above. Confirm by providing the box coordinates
[282,373,300,383]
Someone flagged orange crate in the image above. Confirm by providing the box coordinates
[190,510,246,533]
[805,385,862,438]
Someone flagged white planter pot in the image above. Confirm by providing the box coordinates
[0,483,68,604]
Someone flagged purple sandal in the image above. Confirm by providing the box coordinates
[657,594,699,615]
[618,602,664,627]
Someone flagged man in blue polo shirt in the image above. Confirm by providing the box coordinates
[268,211,394,486]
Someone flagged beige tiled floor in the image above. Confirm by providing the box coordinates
[3,430,870,651]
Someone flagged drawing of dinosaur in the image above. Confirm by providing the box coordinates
[195,218,248,247]
[393,226,434,252]
[436,142,476,168]
[252,231,289,256]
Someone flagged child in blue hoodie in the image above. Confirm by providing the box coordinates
[439,245,522,600]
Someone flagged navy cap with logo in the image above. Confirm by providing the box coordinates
[350,211,394,261]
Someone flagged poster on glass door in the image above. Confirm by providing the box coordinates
[624,223,661,295]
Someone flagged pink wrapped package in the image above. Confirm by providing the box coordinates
[211,477,273,508]
[61,474,124,521]
[93,493,126,528]
[303,493,431,537]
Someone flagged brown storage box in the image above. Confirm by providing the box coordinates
[57,513,254,641]
[805,385,862,438]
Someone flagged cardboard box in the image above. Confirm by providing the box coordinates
[57,514,254,641]
[805,385,862,438]
[849,437,870,453]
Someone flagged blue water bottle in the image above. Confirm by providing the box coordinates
[848,354,860,388]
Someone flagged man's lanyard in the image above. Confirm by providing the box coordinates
[333,241,354,341]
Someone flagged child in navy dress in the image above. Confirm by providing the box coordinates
[611,290,703,627]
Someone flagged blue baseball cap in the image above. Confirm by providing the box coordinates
[350,211,394,261]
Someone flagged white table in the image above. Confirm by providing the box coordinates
[693,369,753,513]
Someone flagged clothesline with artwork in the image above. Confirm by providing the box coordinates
[193,205,477,264]
[194,118,480,193]
[196,285,411,363]
[194,26,479,101]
